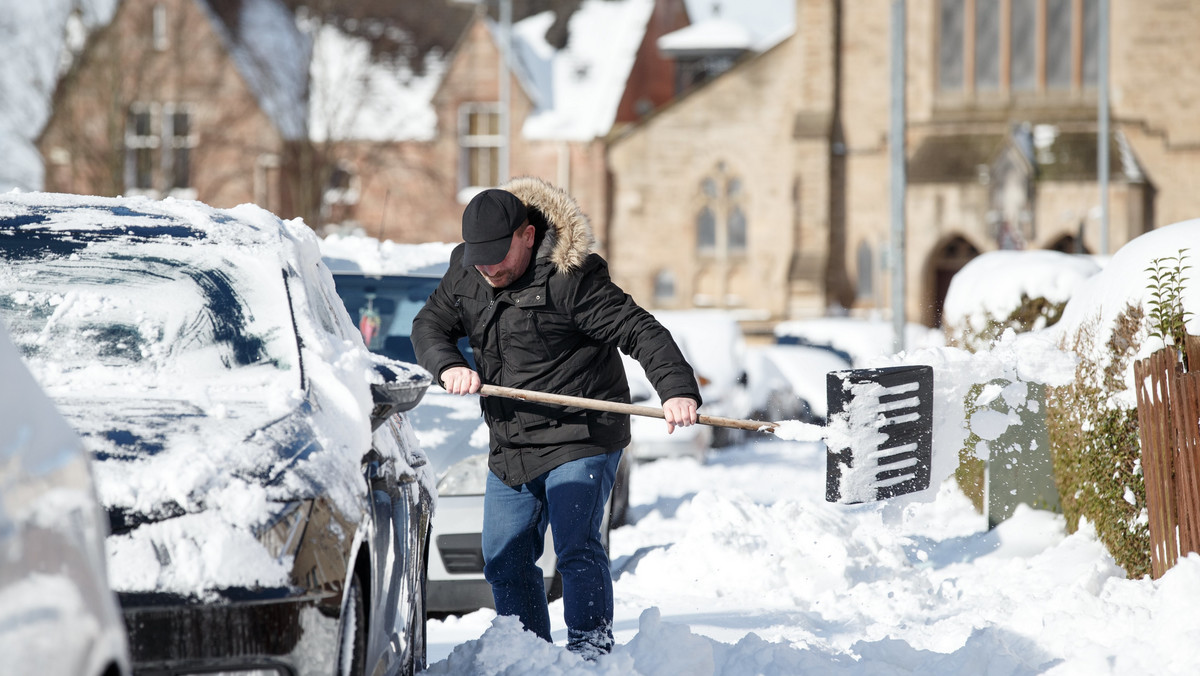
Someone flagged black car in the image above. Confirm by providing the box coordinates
[0,193,434,676]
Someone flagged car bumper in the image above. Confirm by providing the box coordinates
[629,417,711,461]
[119,587,340,676]
[427,494,556,614]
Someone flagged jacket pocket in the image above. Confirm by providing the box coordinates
[513,402,590,445]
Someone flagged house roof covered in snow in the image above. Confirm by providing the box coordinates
[510,0,656,141]
[199,0,311,141]
[657,16,755,55]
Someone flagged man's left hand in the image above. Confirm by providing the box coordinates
[662,397,699,434]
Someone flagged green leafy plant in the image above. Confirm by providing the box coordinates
[1046,305,1150,578]
[1145,249,1193,369]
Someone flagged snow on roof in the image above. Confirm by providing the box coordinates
[515,0,656,141]
[682,0,794,52]
[200,0,311,141]
[319,232,456,276]
[657,17,755,54]
[306,20,446,142]
[0,0,118,191]
[943,249,1103,339]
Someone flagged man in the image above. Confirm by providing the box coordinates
[412,177,701,658]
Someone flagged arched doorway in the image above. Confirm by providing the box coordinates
[1047,233,1091,255]
[928,235,980,327]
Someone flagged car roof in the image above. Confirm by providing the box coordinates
[0,192,284,252]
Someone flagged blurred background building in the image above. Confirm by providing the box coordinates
[17,0,1200,332]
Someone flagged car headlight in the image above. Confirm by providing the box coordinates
[255,500,311,561]
[436,454,489,497]
[254,497,352,598]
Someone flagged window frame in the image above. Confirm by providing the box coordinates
[457,103,503,195]
[124,102,196,198]
[936,0,1098,101]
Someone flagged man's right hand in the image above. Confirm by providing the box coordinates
[440,366,481,395]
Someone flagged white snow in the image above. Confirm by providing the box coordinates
[682,0,794,52]
[658,17,755,54]
[305,18,446,142]
[517,0,655,141]
[314,221,1200,674]
[0,192,427,596]
[943,249,1104,344]
[0,0,117,191]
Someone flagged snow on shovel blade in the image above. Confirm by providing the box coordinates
[825,365,933,503]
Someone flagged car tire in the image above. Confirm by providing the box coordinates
[338,573,366,676]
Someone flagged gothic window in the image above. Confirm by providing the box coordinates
[653,269,676,304]
[695,165,748,258]
[697,206,717,253]
[856,242,875,301]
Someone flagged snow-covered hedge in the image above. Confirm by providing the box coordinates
[1045,221,1200,577]
[943,250,1101,353]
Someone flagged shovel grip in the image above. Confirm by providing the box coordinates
[478,384,775,433]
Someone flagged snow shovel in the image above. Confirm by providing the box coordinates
[824,365,934,504]
[478,384,773,432]
[478,364,934,505]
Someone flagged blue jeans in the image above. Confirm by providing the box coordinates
[482,450,621,653]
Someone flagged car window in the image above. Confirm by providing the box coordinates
[330,273,473,366]
[0,237,299,401]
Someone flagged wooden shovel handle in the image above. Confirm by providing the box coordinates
[479,384,777,433]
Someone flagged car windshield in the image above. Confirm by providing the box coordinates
[0,233,299,402]
[331,273,472,365]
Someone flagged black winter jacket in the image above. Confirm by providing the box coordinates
[412,177,701,486]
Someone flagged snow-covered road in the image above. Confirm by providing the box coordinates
[424,437,1200,675]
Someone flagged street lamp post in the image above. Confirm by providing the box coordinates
[889,0,907,353]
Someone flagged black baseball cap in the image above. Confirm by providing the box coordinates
[461,189,528,267]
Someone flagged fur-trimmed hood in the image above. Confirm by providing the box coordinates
[502,176,596,275]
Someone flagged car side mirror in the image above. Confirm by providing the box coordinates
[368,355,431,430]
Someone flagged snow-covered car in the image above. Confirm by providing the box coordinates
[624,310,752,461]
[743,343,853,425]
[0,193,434,676]
[327,270,630,614]
[0,325,131,676]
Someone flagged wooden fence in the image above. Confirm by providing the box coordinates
[1133,334,1200,579]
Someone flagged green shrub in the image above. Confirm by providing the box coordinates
[948,294,1067,354]
[1145,249,1193,369]
[1045,306,1150,578]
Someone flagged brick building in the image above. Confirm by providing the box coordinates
[40,0,307,216]
[39,0,688,250]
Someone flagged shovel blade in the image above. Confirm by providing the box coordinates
[825,365,934,503]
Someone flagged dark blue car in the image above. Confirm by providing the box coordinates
[0,192,434,676]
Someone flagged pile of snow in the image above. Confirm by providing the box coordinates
[305,18,446,142]
[319,232,457,276]
[942,249,1103,345]
[1053,220,1200,372]
[773,317,945,367]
